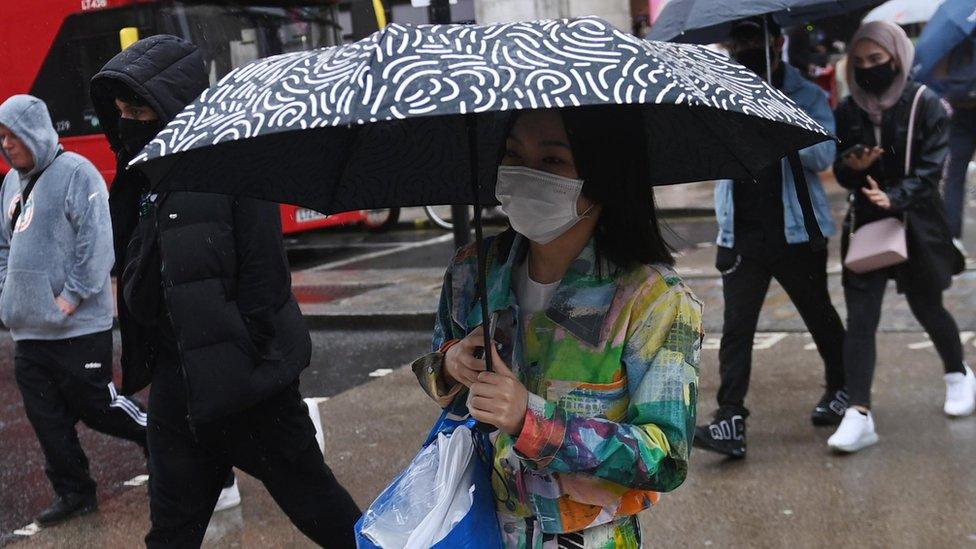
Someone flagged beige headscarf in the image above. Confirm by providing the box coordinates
[846,21,916,126]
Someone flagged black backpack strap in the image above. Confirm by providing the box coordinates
[11,149,63,232]
[787,151,826,252]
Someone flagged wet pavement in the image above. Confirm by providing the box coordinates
[9,332,975,547]
[3,190,976,546]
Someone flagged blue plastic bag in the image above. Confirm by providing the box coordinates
[355,398,503,549]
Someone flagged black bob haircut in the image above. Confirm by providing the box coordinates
[502,105,675,272]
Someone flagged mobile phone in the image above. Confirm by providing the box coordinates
[841,144,867,158]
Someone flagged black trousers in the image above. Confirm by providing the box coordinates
[14,330,147,498]
[844,269,965,408]
[717,245,846,413]
[145,350,361,548]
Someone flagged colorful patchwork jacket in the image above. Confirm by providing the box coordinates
[412,231,703,536]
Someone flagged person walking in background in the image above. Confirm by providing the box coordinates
[0,95,147,527]
[931,31,976,240]
[694,19,847,460]
[829,21,973,454]
[90,35,361,547]
[92,36,242,514]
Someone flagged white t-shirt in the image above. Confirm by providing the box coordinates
[513,258,560,329]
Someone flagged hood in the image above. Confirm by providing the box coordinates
[90,35,208,153]
[847,21,915,125]
[0,95,61,177]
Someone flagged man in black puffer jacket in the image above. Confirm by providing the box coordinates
[90,35,360,548]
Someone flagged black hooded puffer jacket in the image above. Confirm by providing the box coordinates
[91,36,311,423]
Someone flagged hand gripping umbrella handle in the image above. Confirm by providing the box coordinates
[464,113,496,433]
[466,113,499,435]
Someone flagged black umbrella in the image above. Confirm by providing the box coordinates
[131,16,831,375]
[647,0,883,45]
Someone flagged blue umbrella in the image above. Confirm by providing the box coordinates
[648,0,882,45]
[913,0,976,85]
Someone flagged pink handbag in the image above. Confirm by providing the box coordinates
[843,85,926,275]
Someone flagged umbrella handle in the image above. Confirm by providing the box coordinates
[467,113,498,434]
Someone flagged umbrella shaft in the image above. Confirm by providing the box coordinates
[466,113,493,374]
[764,16,772,83]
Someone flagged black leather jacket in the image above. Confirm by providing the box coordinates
[833,81,963,292]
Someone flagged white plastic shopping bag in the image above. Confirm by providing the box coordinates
[359,426,478,549]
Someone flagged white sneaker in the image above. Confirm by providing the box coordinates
[828,408,879,453]
[214,479,241,512]
[944,364,976,417]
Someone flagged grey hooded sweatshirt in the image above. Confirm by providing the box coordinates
[0,95,114,341]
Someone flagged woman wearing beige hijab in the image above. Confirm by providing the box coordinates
[829,21,972,453]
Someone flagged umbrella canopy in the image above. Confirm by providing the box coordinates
[913,0,976,84]
[863,0,944,25]
[132,16,830,217]
[647,0,882,44]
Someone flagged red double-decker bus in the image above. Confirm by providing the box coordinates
[0,0,398,233]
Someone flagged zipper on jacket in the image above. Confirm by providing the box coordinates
[153,200,197,436]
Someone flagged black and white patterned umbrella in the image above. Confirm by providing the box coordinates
[131,16,831,216]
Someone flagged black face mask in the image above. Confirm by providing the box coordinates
[735,47,774,78]
[118,117,163,156]
[854,62,898,95]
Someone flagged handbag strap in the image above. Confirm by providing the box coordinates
[850,85,927,235]
[904,84,927,178]
[897,84,926,229]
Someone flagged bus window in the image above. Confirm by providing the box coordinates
[157,4,344,85]
[29,5,155,138]
[29,2,345,138]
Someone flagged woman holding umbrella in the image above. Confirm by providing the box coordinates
[828,21,973,454]
[123,17,835,543]
[410,104,703,547]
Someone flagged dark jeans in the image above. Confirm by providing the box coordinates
[844,269,965,408]
[945,107,976,238]
[717,245,846,413]
[14,330,147,498]
[145,349,360,548]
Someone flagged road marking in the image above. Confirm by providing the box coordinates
[124,474,149,487]
[309,234,454,271]
[911,331,975,350]
[703,334,791,351]
[13,523,39,536]
[753,333,788,350]
[369,368,394,377]
[304,397,328,456]
[908,335,932,350]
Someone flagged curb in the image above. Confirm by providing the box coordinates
[303,312,436,331]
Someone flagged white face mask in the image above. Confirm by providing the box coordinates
[495,165,593,245]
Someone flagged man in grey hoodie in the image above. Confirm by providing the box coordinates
[0,95,147,527]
